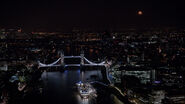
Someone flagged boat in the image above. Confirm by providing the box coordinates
[76,81,97,99]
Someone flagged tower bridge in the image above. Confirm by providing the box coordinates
[38,52,107,68]
[38,51,112,84]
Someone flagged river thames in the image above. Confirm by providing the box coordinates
[41,67,114,104]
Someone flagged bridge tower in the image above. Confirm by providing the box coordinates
[80,50,84,65]
[60,51,64,66]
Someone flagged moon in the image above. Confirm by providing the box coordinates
[137,11,143,15]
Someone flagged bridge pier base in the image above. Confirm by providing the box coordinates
[61,51,65,67]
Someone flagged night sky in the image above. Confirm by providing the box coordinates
[0,0,185,30]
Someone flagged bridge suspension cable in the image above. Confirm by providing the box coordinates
[38,58,61,67]
[83,57,105,65]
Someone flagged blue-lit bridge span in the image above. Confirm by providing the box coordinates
[38,52,112,84]
[38,52,107,68]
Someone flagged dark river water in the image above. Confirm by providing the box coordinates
[41,67,111,104]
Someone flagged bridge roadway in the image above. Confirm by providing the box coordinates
[39,64,106,68]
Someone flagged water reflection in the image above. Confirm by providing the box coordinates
[41,67,103,104]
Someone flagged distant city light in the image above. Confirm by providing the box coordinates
[154,81,161,84]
